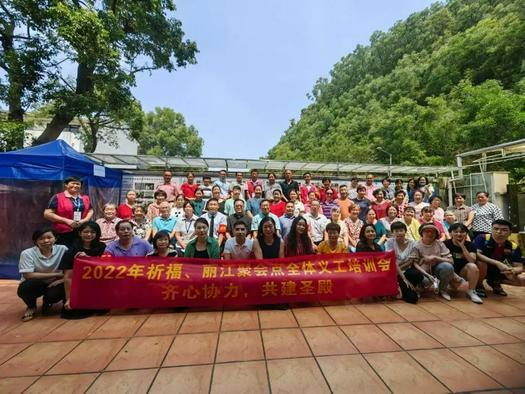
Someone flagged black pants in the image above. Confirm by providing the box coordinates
[486,263,506,287]
[17,279,65,308]
[397,275,419,304]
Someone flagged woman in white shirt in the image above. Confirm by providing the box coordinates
[17,228,68,321]
[174,201,198,256]
[385,221,421,304]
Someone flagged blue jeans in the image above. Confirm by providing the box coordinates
[433,262,454,292]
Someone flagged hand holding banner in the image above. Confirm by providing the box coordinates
[70,252,397,309]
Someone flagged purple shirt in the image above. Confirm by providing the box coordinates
[106,236,153,257]
[321,200,339,218]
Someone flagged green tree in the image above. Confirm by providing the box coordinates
[0,1,56,122]
[0,1,197,145]
[268,0,525,179]
[133,107,203,157]
[0,117,25,151]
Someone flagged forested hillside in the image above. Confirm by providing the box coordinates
[268,0,525,169]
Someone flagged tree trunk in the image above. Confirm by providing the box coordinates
[1,23,24,122]
[84,120,99,153]
[33,62,94,145]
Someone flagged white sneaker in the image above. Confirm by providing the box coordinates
[439,291,451,301]
[468,290,483,304]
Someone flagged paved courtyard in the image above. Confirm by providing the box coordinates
[0,280,524,393]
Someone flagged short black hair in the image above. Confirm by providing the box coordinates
[195,217,209,228]
[233,220,247,229]
[325,222,341,233]
[115,220,134,232]
[390,221,407,232]
[395,189,406,197]
[152,230,171,249]
[32,228,56,243]
[421,206,434,214]
[154,190,167,199]
[449,223,469,233]
[492,219,513,229]
[259,199,271,207]
[65,176,82,184]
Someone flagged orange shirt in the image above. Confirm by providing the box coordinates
[336,198,353,220]
[317,241,348,254]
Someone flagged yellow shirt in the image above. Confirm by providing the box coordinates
[401,219,421,241]
[317,241,348,254]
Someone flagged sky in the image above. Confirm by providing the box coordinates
[132,0,437,159]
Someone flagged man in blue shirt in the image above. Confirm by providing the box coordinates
[474,219,524,297]
[152,202,177,238]
[213,170,230,199]
[279,201,296,239]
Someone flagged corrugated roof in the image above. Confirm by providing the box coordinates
[86,153,456,175]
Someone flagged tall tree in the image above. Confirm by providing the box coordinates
[0,0,197,145]
[133,107,203,157]
[0,1,56,122]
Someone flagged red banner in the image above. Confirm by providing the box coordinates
[70,252,397,309]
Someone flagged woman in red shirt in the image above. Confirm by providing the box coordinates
[371,189,391,219]
[180,171,199,201]
[269,189,286,217]
[117,190,136,220]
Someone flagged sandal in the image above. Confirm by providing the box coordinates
[22,307,36,322]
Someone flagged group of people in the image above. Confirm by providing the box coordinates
[16,170,524,321]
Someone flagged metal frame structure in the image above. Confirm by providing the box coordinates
[456,138,525,177]
[85,153,456,176]
[448,138,525,207]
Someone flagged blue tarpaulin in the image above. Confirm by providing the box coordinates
[0,140,122,279]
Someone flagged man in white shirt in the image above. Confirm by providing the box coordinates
[224,221,253,260]
[304,200,329,247]
[200,198,227,246]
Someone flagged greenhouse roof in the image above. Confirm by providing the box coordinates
[86,153,457,176]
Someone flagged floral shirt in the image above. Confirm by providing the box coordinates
[132,218,151,240]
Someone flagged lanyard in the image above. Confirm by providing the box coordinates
[185,218,194,233]
[72,197,82,211]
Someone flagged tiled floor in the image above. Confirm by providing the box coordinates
[0,280,524,393]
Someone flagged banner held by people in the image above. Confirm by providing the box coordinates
[70,252,397,309]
